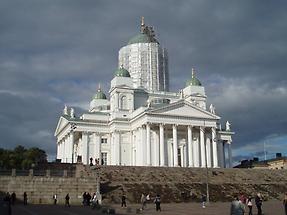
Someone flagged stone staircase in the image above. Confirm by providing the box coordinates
[92,166,287,203]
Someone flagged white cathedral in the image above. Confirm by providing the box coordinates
[55,18,234,168]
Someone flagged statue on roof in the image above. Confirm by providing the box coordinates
[70,108,75,119]
[63,104,68,115]
[209,104,215,114]
[180,90,184,99]
[226,121,231,131]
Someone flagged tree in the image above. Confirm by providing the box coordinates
[0,145,47,169]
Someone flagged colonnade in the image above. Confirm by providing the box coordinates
[57,132,74,163]
[56,124,233,168]
[131,123,232,168]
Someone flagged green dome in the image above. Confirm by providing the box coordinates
[128,33,158,45]
[115,66,130,77]
[186,69,202,86]
[93,88,107,100]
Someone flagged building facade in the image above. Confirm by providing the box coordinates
[55,18,234,168]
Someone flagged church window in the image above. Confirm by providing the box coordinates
[101,138,107,144]
[120,95,128,110]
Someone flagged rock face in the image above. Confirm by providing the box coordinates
[0,164,286,204]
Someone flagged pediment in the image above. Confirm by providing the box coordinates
[54,116,69,136]
[149,100,220,120]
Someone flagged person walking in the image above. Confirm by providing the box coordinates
[65,193,70,207]
[91,193,98,209]
[246,196,253,215]
[230,195,245,215]
[154,194,161,212]
[86,192,91,206]
[140,193,146,210]
[82,192,87,206]
[283,192,287,215]
[23,192,28,205]
[11,192,16,205]
[255,193,263,215]
[3,193,11,215]
[201,194,207,208]
[53,194,57,205]
[121,194,127,208]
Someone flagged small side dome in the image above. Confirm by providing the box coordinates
[93,87,107,100]
[186,68,202,86]
[115,65,131,77]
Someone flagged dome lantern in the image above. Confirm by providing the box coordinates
[127,17,159,45]
[186,68,202,87]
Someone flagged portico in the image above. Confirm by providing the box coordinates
[131,122,223,168]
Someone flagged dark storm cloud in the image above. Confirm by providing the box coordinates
[0,0,287,162]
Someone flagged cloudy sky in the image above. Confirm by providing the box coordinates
[1,0,287,164]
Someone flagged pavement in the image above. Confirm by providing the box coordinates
[10,200,285,215]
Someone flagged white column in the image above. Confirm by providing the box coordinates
[206,137,212,168]
[108,134,112,165]
[146,124,151,166]
[217,141,224,168]
[141,126,147,166]
[110,133,115,165]
[94,133,101,161]
[62,137,66,162]
[114,131,120,165]
[71,132,75,163]
[82,132,89,165]
[135,128,141,166]
[187,126,193,167]
[60,140,64,160]
[172,125,178,167]
[57,141,61,160]
[57,142,60,159]
[131,131,135,166]
[200,126,206,167]
[227,141,232,168]
[154,131,160,166]
[184,145,188,167]
[180,146,184,167]
[159,124,165,166]
[212,127,219,167]
[193,134,200,167]
[223,141,226,168]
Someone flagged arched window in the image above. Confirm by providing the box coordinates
[120,96,128,110]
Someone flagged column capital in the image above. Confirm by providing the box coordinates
[200,126,206,132]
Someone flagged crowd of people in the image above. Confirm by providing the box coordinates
[229,192,277,215]
[2,190,287,214]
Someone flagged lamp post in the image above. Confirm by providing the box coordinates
[203,130,210,203]
[70,123,77,163]
[202,121,210,203]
